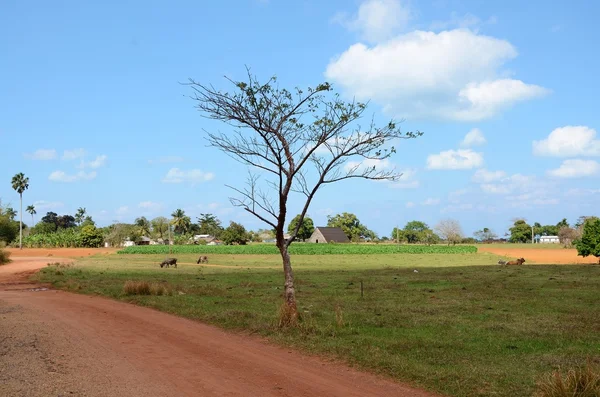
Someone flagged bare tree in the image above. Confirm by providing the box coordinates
[186,70,422,321]
[435,219,463,245]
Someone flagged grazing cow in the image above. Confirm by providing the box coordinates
[497,260,507,265]
[506,257,525,266]
[160,258,178,268]
[196,255,208,264]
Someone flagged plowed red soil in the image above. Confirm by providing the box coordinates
[6,247,117,257]
[478,247,598,264]
[0,256,439,397]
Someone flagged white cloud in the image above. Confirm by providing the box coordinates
[161,168,215,184]
[422,198,440,206]
[460,128,486,147]
[138,201,163,212]
[325,29,549,121]
[24,149,57,160]
[472,168,506,183]
[48,170,97,183]
[62,148,86,160]
[427,149,483,170]
[405,201,416,208]
[333,0,411,43]
[32,200,64,211]
[148,156,185,164]
[533,126,600,157]
[547,159,600,178]
[480,183,512,194]
[76,154,107,169]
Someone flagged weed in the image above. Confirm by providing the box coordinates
[535,360,600,397]
[0,248,11,265]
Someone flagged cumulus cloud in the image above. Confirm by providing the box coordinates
[472,169,506,183]
[427,149,483,170]
[24,149,57,160]
[547,159,600,178]
[533,126,600,157]
[460,128,486,147]
[48,170,97,183]
[333,0,411,43]
[62,148,86,160]
[325,28,549,121]
[161,168,215,184]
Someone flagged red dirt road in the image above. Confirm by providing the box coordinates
[0,257,438,397]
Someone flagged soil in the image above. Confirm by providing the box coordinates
[0,255,439,397]
[478,247,599,264]
[6,247,118,258]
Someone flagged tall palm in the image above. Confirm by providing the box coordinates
[26,205,36,226]
[5,207,17,220]
[11,173,30,249]
[171,209,190,234]
[75,207,87,226]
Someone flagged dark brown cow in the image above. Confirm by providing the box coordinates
[506,257,525,266]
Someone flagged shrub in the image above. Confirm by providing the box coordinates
[124,281,172,296]
[535,360,600,397]
[0,247,11,265]
[575,219,600,264]
[79,225,104,248]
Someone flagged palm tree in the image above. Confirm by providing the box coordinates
[134,216,152,236]
[26,205,36,226]
[11,173,30,249]
[5,207,17,220]
[171,209,190,234]
[75,207,87,226]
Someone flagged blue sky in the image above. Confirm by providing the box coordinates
[1,0,599,238]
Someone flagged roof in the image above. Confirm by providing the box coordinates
[139,236,152,242]
[314,227,350,243]
[540,235,559,238]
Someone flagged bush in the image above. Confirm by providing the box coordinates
[0,247,11,265]
[221,221,250,245]
[0,215,18,244]
[79,225,104,248]
[124,281,172,296]
[535,360,600,397]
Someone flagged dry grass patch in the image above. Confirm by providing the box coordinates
[535,360,600,397]
[0,248,11,265]
[124,281,172,296]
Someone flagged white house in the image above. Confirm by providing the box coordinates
[540,235,560,244]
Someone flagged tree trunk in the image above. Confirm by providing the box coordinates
[19,193,23,250]
[279,244,298,320]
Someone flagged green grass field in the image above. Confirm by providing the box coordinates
[34,252,600,397]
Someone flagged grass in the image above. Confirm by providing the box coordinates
[34,252,600,397]
[534,360,600,397]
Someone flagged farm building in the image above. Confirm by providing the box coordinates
[539,235,560,244]
[307,227,350,243]
[136,236,152,245]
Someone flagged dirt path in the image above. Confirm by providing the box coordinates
[478,247,599,264]
[0,258,438,397]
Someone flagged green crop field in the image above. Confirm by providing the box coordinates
[35,251,600,397]
[117,243,478,255]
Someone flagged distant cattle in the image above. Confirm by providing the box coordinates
[160,258,178,268]
[506,258,525,266]
[196,255,208,264]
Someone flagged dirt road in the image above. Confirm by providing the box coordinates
[0,257,438,397]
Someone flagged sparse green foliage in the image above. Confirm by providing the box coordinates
[171,209,191,234]
[135,216,152,236]
[287,214,315,241]
[151,217,169,240]
[474,227,498,242]
[75,207,86,226]
[197,213,224,238]
[575,218,600,263]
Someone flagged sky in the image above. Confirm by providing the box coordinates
[1,0,599,238]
